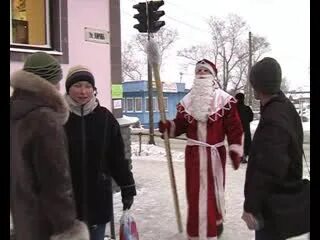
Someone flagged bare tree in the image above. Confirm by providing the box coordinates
[135,27,178,67]
[177,44,216,63]
[121,42,145,81]
[240,35,271,96]
[281,77,290,92]
[177,14,270,93]
[121,27,178,81]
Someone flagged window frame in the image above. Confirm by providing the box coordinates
[10,0,52,49]
[126,98,134,112]
[122,98,126,112]
[145,97,159,112]
[134,97,143,112]
[10,0,69,64]
[164,97,169,112]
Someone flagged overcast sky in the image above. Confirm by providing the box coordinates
[120,0,310,90]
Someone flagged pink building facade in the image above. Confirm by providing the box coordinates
[10,0,123,116]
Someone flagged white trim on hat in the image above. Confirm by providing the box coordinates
[195,60,216,76]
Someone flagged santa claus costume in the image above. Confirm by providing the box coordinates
[160,59,243,239]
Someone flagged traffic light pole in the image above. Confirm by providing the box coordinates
[146,1,155,144]
[133,1,165,143]
[147,33,155,144]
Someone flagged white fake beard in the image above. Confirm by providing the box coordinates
[190,74,216,122]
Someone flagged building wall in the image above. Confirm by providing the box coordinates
[123,81,189,128]
[10,0,112,109]
[67,0,111,108]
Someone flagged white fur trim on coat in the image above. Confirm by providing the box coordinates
[229,133,244,157]
[229,144,243,157]
[50,220,89,240]
[180,89,236,123]
[10,70,69,124]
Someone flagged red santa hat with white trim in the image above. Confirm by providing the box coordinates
[195,59,218,76]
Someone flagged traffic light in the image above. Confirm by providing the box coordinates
[133,1,165,33]
[133,2,148,33]
[148,1,165,33]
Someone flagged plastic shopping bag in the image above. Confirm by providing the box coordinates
[119,210,139,240]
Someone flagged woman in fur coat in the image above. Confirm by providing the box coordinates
[64,65,137,240]
[10,52,89,240]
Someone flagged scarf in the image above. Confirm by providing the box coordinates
[65,94,98,116]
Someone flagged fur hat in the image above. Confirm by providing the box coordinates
[23,52,62,84]
[195,59,218,76]
[65,65,95,93]
[249,57,282,94]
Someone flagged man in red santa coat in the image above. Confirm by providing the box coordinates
[159,59,244,239]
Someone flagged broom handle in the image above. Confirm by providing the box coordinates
[152,64,183,233]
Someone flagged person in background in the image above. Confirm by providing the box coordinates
[235,92,254,163]
[64,65,136,240]
[242,57,304,240]
[10,52,89,240]
[159,59,243,239]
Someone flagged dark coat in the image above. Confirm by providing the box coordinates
[64,104,136,225]
[244,91,303,216]
[237,102,254,156]
[10,70,89,240]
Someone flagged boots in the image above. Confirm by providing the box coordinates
[240,156,248,163]
[217,223,224,237]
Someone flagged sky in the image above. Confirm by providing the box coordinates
[120,0,310,90]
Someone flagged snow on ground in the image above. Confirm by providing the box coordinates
[106,141,310,240]
[131,142,185,162]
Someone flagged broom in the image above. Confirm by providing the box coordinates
[146,38,183,233]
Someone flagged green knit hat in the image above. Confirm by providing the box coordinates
[23,52,62,84]
[249,57,282,94]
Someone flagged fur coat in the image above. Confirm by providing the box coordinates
[10,70,89,240]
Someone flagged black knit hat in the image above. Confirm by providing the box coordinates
[65,65,95,93]
[235,93,245,104]
[249,57,282,94]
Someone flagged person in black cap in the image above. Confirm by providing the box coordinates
[241,57,305,239]
[64,65,136,240]
[235,93,254,163]
[10,52,89,240]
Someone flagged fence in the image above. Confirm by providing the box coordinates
[131,131,187,156]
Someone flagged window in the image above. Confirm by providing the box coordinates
[135,97,142,112]
[163,97,168,111]
[126,98,134,112]
[123,98,126,112]
[146,97,159,112]
[10,0,51,48]
[10,0,69,64]
[145,97,168,112]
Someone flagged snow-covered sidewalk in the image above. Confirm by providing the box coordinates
[108,142,310,240]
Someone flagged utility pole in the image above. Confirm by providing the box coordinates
[179,72,183,83]
[133,1,165,144]
[248,31,253,106]
[147,33,155,144]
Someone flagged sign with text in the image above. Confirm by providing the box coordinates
[113,99,122,109]
[84,27,109,44]
[162,82,178,92]
[152,81,178,92]
[112,84,123,99]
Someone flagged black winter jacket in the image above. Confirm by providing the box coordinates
[64,105,136,225]
[244,91,303,215]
